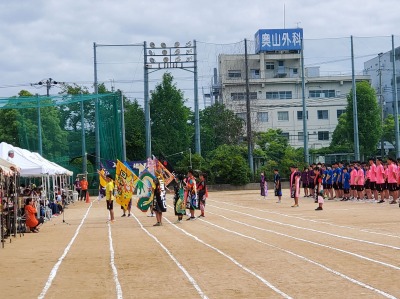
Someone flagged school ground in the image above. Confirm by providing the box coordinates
[1,189,399,299]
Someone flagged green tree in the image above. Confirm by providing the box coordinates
[255,129,288,161]
[0,109,20,145]
[150,72,191,161]
[345,81,382,157]
[330,113,353,150]
[124,99,146,160]
[199,103,244,156]
[208,144,251,185]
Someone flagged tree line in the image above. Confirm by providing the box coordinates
[0,74,395,185]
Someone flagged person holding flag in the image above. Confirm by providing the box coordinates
[106,174,115,223]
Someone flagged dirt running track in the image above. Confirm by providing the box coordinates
[1,189,400,299]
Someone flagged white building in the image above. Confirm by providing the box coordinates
[363,47,400,116]
[217,29,370,149]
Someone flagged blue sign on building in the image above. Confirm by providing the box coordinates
[255,28,303,53]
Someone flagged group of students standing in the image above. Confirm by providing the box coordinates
[149,169,208,226]
[294,158,400,209]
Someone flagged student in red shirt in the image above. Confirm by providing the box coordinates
[375,158,386,203]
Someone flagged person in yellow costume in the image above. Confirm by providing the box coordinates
[106,174,115,222]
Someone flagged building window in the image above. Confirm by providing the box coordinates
[278,60,284,67]
[236,113,246,121]
[278,111,289,121]
[231,92,257,100]
[298,132,304,141]
[318,131,330,141]
[292,68,298,75]
[281,132,290,140]
[309,90,336,98]
[337,109,346,119]
[228,70,241,78]
[265,62,275,70]
[317,110,329,120]
[266,91,292,99]
[257,112,268,122]
[297,110,309,120]
[250,69,260,79]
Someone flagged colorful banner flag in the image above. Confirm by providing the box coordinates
[155,160,175,186]
[136,169,156,212]
[115,160,139,210]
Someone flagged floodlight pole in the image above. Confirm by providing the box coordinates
[144,41,152,158]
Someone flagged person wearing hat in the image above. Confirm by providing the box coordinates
[290,165,301,207]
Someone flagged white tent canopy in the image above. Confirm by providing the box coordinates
[0,142,72,177]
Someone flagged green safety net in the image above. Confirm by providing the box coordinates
[0,92,123,190]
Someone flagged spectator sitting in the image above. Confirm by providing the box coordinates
[25,198,44,233]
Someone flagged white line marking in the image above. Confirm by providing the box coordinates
[208,203,400,250]
[207,209,400,271]
[211,200,400,239]
[200,214,397,299]
[163,217,293,299]
[131,214,208,299]
[108,223,123,299]
[38,202,93,299]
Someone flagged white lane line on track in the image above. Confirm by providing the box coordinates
[208,203,400,251]
[38,202,93,299]
[163,217,293,299]
[211,200,400,239]
[108,223,123,299]
[199,215,397,299]
[131,214,208,299]
[207,209,400,271]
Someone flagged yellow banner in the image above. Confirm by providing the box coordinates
[115,160,139,210]
[98,169,107,188]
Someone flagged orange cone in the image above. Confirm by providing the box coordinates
[86,191,90,203]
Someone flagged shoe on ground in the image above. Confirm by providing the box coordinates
[389,201,397,204]
[276,201,281,203]
[198,215,205,218]
[291,204,299,207]
[147,214,155,217]
[378,200,385,204]
[173,220,182,224]
[315,207,323,211]
[121,214,126,217]
[128,214,131,217]
[186,217,196,221]
[153,222,161,226]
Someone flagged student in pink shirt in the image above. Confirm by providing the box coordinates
[387,157,398,204]
[375,158,386,203]
[369,158,379,201]
[356,162,365,201]
[349,164,357,200]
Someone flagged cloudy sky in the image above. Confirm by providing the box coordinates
[1,0,399,107]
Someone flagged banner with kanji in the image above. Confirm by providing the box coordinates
[115,160,139,210]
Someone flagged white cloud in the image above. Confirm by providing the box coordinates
[0,0,399,102]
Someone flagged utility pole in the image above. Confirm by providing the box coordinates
[378,53,385,157]
[392,35,400,158]
[351,36,360,161]
[301,38,309,164]
[244,39,254,177]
